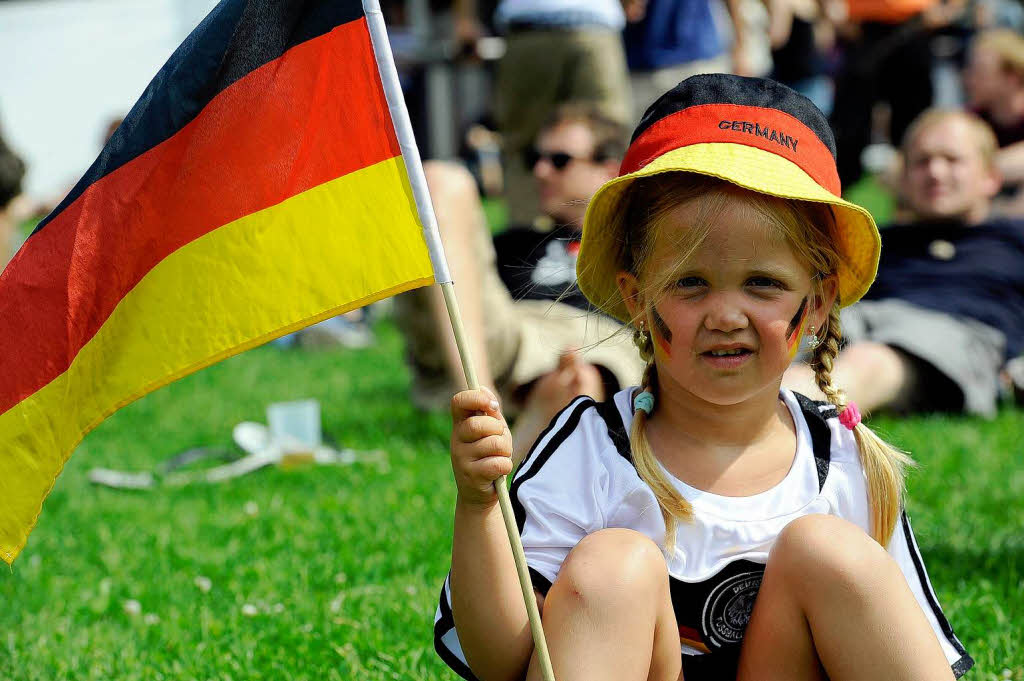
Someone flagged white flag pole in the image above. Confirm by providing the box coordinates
[362,3,556,680]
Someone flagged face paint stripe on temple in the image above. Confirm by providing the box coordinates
[651,306,673,356]
[786,296,809,353]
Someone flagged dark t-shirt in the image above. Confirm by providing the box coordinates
[865,218,1024,357]
[492,225,591,311]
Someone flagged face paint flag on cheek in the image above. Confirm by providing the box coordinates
[652,308,673,356]
[786,297,809,356]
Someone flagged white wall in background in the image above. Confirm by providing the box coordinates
[0,0,219,198]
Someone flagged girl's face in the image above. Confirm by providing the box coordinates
[619,195,834,406]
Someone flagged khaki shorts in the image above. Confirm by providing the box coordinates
[392,224,643,412]
[841,299,1006,416]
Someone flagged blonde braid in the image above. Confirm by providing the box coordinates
[810,306,913,546]
[629,326,692,552]
[810,307,848,408]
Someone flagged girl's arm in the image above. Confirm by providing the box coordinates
[448,388,538,681]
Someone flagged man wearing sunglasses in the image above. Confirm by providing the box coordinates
[393,103,643,454]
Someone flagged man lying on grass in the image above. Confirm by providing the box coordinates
[786,109,1024,416]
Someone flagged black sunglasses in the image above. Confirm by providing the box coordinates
[523,147,605,170]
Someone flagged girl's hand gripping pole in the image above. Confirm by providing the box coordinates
[440,281,557,681]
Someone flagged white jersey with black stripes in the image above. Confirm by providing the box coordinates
[434,388,972,680]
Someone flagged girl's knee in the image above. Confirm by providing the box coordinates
[770,514,895,596]
[553,529,668,604]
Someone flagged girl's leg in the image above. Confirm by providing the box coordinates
[526,529,682,681]
[737,515,954,681]
[783,342,910,414]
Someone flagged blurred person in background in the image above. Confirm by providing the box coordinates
[964,27,1024,215]
[785,109,1024,416]
[764,0,834,114]
[972,0,1024,32]
[827,0,965,188]
[393,103,642,454]
[623,0,751,122]
[454,0,631,226]
[0,121,26,268]
[13,114,127,228]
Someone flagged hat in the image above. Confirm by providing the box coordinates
[577,74,880,324]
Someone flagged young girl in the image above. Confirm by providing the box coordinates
[434,74,973,681]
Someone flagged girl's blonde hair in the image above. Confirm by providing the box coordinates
[618,172,912,550]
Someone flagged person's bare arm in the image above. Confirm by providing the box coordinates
[421,161,498,394]
[724,0,752,75]
[449,389,538,681]
[622,0,648,22]
[996,141,1024,184]
[454,0,477,21]
[762,0,795,50]
[454,0,486,46]
[511,350,606,457]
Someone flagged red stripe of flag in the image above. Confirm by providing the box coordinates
[0,17,398,415]
[622,103,841,196]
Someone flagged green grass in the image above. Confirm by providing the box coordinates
[2,322,1022,680]
[844,174,897,227]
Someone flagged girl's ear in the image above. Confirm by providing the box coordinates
[811,275,839,328]
[616,271,645,325]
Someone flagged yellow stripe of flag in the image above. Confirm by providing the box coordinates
[0,155,433,562]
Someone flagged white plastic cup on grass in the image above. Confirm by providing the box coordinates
[266,399,322,453]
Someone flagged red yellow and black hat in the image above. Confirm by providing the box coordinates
[577,73,881,324]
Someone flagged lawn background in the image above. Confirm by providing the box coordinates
[2,183,1022,679]
[3,322,1021,680]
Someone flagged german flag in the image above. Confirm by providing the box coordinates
[0,0,436,563]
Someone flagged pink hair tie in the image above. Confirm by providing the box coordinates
[839,402,861,430]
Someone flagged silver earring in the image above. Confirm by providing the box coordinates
[636,321,650,346]
[806,325,821,350]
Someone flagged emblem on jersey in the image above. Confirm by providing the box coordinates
[700,570,763,648]
[531,241,578,288]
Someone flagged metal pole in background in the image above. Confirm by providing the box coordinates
[406,0,457,160]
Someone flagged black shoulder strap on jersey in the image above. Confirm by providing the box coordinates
[510,396,595,532]
[594,393,833,490]
[593,396,634,465]
[793,392,834,491]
